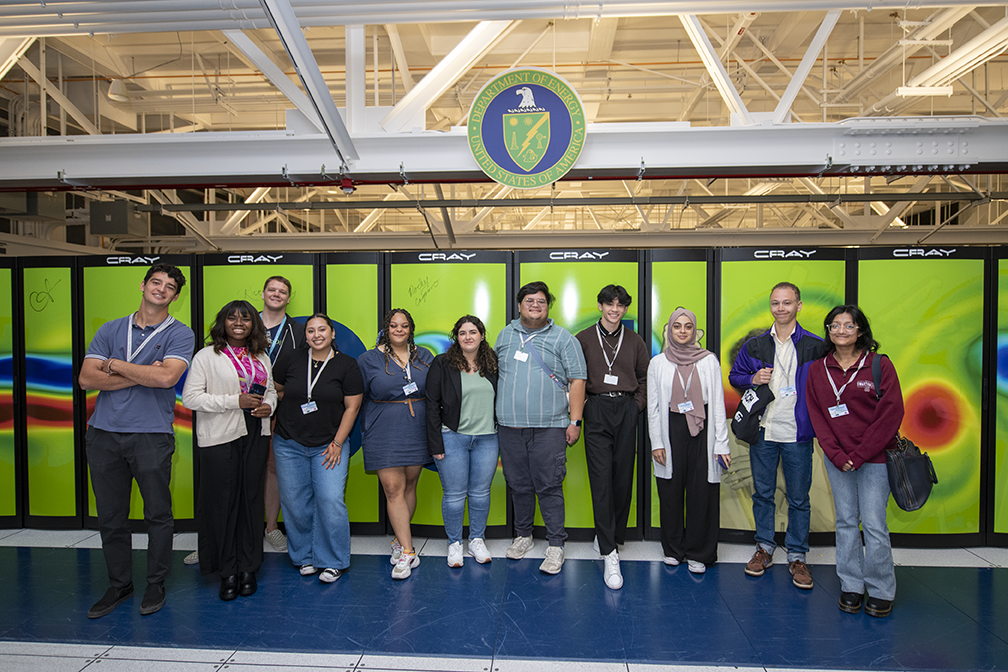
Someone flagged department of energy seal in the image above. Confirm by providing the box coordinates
[468,68,586,189]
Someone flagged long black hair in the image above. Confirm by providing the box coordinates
[305,312,338,353]
[376,308,428,371]
[209,300,267,356]
[822,304,879,355]
[443,315,498,376]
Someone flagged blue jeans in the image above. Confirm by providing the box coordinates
[436,429,499,545]
[825,459,896,601]
[749,428,812,562]
[273,436,350,571]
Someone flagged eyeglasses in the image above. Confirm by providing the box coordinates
[522,298,547,306]
[827,323,857,333]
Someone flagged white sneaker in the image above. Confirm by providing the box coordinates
[392,550,419,580]
[688,560,706,574]
[506,535,534,560]
[603,549,623,589]
[447,541,464,568]
[264,529,288,552]
[468,538,492,564]
[183,550,199,565]
[539,546,565,574]
[299,564,317,576]
[319,568,342,583]
[663,556,680,566]
[389,537,403,566]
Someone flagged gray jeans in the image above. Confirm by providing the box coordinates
[497,426,567,547]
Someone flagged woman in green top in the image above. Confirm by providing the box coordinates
[426,315,499,569]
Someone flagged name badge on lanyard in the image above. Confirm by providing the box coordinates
[596,324,624,388]
[301,400,318,415]
[515,332,535,363]
[678,400,694,413]
[823,354,866,421]
[828,403,849,418]
[780,385,797,398]
[304,349,333,414]
[401,358,418,395]
[604,373,619,386]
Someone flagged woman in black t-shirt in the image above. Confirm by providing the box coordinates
[271,313,364,584]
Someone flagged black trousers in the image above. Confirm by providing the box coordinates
[197,412,268,579]
[85,427,175,589]
[656,408,720,566]
[583,394,638,556]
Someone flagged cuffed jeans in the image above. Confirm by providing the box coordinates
[436,429,499,544]
[749,427,812,562]
[273,436,350,571]
[825,459,896,601]
[498,426,567,547]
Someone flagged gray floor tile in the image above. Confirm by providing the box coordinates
[359,653,491,671]
[494,660,627,672]
[102,645,232,663]
[0,654,95,672]
[229,650,360,668]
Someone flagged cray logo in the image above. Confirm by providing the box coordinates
[227,254,284,264]
[549,251,610,261]
[893,248,956,258]
[417,252,477,262]
[106,256,160,265]
[753,250,817,259]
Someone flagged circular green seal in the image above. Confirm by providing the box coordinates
[467,68,586,189]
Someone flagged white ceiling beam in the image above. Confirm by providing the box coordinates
[678,13,757,122]
[148,189,220,250]
[220,186,271,234]
[259,0,358,162]
[384,24,415,95]
[0,37,34,79]
[772,10,841,124]
[16,52,99,135]
[381,20,515,133]
[345,25,365,135]
[678,14,753,125]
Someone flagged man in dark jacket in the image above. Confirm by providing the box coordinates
[728,282,824,590]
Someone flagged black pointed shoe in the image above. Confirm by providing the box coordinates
[88,584,134,619]
[839,591,863,614]
[865,596,893,618]
[219,574,239,601]
[238,571,257,597]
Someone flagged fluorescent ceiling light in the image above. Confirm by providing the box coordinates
[896,86,953,97]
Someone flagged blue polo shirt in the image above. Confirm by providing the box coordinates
[85,313,195,434]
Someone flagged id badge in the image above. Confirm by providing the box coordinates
[603,373,619,386]
[780,385,797,398]
[677,400,695,413]
[403,381,419,395]
[828,403,849,418]
[513,350,529,362]
[301,400,318,415]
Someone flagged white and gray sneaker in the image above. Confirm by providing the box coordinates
[603,549,623,589]
[392,549,420,580]
[183,551,199,566]
[390,537,403,566]
[264,529,288,552]
[663,556,680,566]
[505,535,534,560]
[447,541,464,568]
[468,538,492,564]
[688,560,706,574]
[539,546,565,574]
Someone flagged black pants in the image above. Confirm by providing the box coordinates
[85,427,175,589]
[197,412,268,579]
[656,409,720,566]
[583,394,638,556]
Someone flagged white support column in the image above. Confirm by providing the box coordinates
[773,10,841,124]
[678,14,753,125]
[384,24,415,94]
[346,25,366,135]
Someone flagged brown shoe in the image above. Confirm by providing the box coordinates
[789,560,814,589]
[744,547,773,577]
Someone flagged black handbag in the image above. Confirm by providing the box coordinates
[871,355,938,512]
[731,384,774,445]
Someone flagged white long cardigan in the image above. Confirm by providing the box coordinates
[646,352,730,484]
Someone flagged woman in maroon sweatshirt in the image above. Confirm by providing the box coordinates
[806,305,904,619]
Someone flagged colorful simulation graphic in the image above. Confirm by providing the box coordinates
[997,260,1008,534]
[0,268,11,517]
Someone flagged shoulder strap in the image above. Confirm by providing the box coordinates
[872,353,884,400]
[525,337,568,392]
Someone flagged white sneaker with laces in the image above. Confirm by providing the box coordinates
[663,556,680,566]
[539,546,565,574]
[506,535,534,560]
[688,559,707,574]
[392,550,420,580]
[390,537,403,566]
[264,529,288,552]
[319,568,341,583]
[183,550,199,566]
[299,564,317,576]
[603,549,623,589]
[468,538,492,564]
[447,541,464,568]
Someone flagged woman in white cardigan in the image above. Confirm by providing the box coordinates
[647,307,731,574]
[182,300,276,602]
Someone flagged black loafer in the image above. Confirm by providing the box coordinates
[88,584,134,619]
[238,571,257,597]
[139,582,165,616]
[839,591,863,614]
[865,596,893,618]
[219,574,239,602]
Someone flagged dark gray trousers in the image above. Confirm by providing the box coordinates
[498,426,567,547]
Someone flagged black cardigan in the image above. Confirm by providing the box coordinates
[425,353,498,456]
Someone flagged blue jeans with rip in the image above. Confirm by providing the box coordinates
[749,427,812,562]
[436,429,499,545]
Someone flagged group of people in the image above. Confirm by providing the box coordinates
[80,264,903,623]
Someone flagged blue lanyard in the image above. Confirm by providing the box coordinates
[266,315,288,361]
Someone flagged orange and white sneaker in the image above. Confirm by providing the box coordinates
[392,549,420,580]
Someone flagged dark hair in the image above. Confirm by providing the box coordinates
[770,281,800,302]
[444,315,498,376]
[305,312,339,353]
[728,328,766,392]
[376,308,428,371]
[517,281,555,307]
[597,284,632,307]
[262,275,292,293]
[209,300,267,356]
[822,304,879,355]
[144,263,186,293]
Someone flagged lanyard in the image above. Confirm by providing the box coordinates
[265,314,288,361]
[127,314,175,363]
[674,364,694,395]
[307,348,333,401]
[390,351,412,381]
[825,353,867,404]
[519,332,536,351]
[595,323,624,374]
[226,345,255,392]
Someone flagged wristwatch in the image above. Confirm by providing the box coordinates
[569,419,582,427]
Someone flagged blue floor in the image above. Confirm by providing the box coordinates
[1,546,1007,670]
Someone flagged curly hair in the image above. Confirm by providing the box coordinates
[443,315,498,376]
[377,308,429,372]
[822,304,880,355]
[209,300,267,356]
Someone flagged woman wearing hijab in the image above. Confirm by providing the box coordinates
[647,307,731,574]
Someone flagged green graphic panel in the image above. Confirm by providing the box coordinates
[0,269,12,516]
[649,261,707,532]
[327,263,379,525]
[202,265,314,340]
[998,260,1008,534]
[519,261,639,530]
[24,266,75,517]
[860,259,982,534]
[720,260,845,533]
[83,265,194,520]
[391,262,508,527]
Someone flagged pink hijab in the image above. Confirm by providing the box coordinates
[663,307,711,437]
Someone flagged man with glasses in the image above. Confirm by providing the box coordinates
[728,281,824,590]
[495,281,587,575]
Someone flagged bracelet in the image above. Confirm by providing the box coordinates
[107,359,115,376]
[330,439,342,448]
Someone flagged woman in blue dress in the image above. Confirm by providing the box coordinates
[357,308,434,580]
